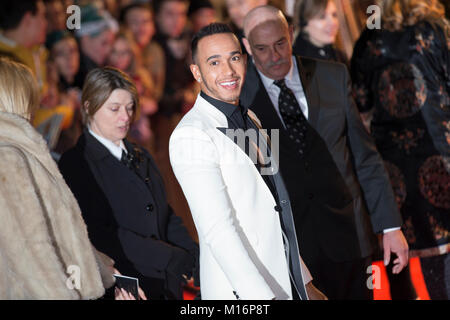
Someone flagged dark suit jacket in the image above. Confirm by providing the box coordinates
[58,129,198,299]
[240,56,402,262]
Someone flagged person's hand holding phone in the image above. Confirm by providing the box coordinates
[113,271,148,300]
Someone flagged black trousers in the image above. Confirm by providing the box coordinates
[305,244,373,300]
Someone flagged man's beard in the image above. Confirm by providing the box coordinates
[201,72,241,104]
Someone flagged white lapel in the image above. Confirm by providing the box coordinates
[193,95,277,203]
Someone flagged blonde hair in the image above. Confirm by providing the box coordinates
[81,66,139,124]
[0,57,40,120]
[380,0,450,36]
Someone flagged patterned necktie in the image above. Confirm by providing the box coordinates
[274,79,307,157]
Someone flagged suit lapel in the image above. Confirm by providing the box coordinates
[82,130,148,192]
[245,61,285,131]
[296,56,320,129]
[248,63,301,154]
[81,129,113,162]
[195,95,255,163]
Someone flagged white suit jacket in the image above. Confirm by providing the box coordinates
[169,94,311,300]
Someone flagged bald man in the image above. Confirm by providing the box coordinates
[240,6,408,300]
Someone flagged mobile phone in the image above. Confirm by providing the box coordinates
[113,274,139,299]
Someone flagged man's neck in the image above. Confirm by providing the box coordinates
[200,91,239,108]
[2,28,31,48]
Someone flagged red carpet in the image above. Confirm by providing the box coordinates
[183,257,431,300]
[372,257,430,300]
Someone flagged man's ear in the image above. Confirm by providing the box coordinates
[83,101,90,123]
[83,101,90,114]
[288,24,294,44]
[242,37,252,56]
[190,64,201,83]
[20,11,33,30]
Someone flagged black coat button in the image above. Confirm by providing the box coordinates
[146,204,154,211]
[274,205,281,212]
[308,193,314,200]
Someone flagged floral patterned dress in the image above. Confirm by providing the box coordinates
[351,21,449,260]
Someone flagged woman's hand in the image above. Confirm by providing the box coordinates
[137,287,147,300]
[113,268,148,300]
[115,287,135,300]
[114,287,148,300]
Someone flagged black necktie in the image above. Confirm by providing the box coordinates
[247,111,308,300]
[274,79,307,157]
[121,150,134,169]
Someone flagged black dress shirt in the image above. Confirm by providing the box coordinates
[201,91,279,202]
[202,91,304,299]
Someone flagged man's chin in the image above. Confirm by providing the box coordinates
[220,94,240,105]
[266,62,290,79]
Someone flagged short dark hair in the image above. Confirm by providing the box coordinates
[0,0,38,31]
[191,22,237,63]
[119,2,153,24]
[153,0,189,15]
[295,0,329,30]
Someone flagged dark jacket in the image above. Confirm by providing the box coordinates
[351,21,450,253]
[293,33,348,66]
[58,129,199,299]
[240,56,402,264]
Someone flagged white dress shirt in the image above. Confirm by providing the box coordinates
[88,127,127,161]
[257,57,309,127]
[256,56,400,235]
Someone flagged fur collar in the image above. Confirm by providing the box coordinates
[0,111,53,169]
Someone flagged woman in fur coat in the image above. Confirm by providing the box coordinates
[0,57,115,299]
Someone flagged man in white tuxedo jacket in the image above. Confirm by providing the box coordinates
[169,23,324,300]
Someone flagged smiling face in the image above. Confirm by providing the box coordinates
[190,32,246,105]
[244,19,293,81]
[89,89,134,146]
[303,0,339,47]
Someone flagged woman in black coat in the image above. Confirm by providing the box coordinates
[58,67,199,300]
[292,0,347,65]
[351,0,449,300]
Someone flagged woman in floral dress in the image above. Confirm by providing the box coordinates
[351,0,449,299]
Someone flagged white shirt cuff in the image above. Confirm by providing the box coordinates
[300,255,313,284]
[383,227,401,234]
